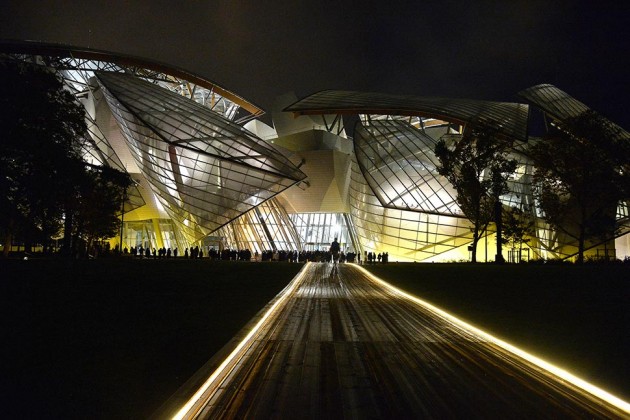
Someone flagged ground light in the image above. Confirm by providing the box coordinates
[173,262,630,418]
[172,263,311,420]
[353,263,630,416]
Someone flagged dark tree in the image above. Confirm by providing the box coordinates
[71,166,131,257]
[529,110,630,263]
[435,129,517,263]
[0,60,127,258]
[503,206,534,262]
[0,60,87,256]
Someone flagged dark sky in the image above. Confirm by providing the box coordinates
[1,1,628,129]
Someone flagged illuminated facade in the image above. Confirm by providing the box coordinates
[2,41,628,261]
[285,89,630,261]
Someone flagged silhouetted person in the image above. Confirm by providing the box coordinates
[330,237,340,265]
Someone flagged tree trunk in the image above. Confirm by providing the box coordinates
[41,212,51,255]
[2,219,13,258]
[471,229,478,263]
[576,205,587,264]
[86,235,94,259]
[63,207,73,258]
[494,199,504,264]
[577,226,585,264]
[24,230,32,254]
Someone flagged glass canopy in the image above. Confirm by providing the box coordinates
[96,71,306,243]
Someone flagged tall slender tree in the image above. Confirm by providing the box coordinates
[529,110,630,263]
[435,129,517,263]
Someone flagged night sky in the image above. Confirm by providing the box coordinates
[1,1,628,129]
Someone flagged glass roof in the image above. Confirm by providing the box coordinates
[285,90,530,142]
[518,84,630,140]
[96,71,306,240]
[518,84,589,122]
[354,119,460,215]
[0,40,263,122]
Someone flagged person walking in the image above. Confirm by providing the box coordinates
[330,237,340,265]
[329,237,341,279]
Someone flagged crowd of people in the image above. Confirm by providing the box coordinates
[365,251,390,264]
[117,245,390,264]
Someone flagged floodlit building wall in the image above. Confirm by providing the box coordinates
[91,78,177,251]
[3,46,628,261]
[348,151,474,262]
[615,234,630,260]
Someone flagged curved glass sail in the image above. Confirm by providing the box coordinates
[348,152,475,262]
[96,71,305,242]
[218,197,302,253]
[354,119,460,215]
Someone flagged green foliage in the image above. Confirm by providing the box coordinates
[529,110,630,263]
[0,60,129,257]
[0,60,86,253]
[435,129,517,262]
[503,206,534,249]
[74,167,130,248]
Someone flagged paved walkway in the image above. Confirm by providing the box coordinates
[172,263,626,419]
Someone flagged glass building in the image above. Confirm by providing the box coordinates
[2,41,628,261]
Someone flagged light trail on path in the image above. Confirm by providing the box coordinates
[173,262,629,419]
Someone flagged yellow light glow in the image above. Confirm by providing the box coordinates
[172,263,311,420]
[352,263,630,415]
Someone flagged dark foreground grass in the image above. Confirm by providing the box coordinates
[2,260,628,419]
[364,263,630,401]
[0,259,302,419]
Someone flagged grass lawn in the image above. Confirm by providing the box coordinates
[2,259,628,419]
[364,262,630,401]
[1,259,302,419]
